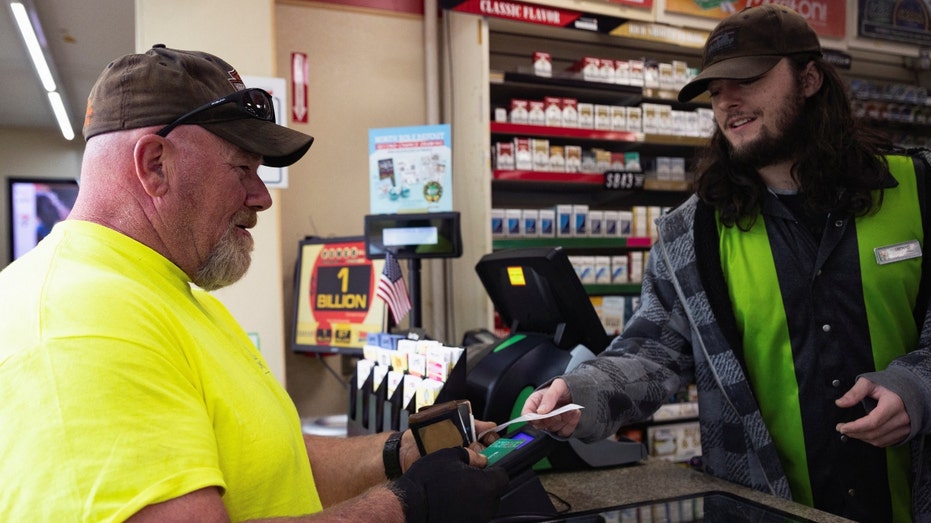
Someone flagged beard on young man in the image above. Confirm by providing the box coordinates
[726,82,809,171]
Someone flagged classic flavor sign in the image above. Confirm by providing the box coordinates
[439,0,636,32]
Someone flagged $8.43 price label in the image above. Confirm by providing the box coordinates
[603,171,644,191]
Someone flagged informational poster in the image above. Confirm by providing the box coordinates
[369,124,453,214]
[292,237,386,353]
[859,0,931,45]
[663,0,847,39]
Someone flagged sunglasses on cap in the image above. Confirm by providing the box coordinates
[155,88,276,137]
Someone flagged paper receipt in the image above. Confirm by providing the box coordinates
[477,403,584,440]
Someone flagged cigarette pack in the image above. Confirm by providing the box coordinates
[567,56,602,82]
[514,138,532,170]
[539,208,555,237]
[594,105,612,131]
[533,51,552,77]
[611,106,627,131]
[572,204,589,236]
[491,208,505,238]
[594,255,611,283]
[506,209,522,237]
[532,139,550,171]
[578,103,594,129]
[528,100,546,126]
[565,145,582,173]
[562,98,579,128]
[589,210,604,237]
[510,99,529,124]
[521,209,539,236]
[603,210,620,237]
[611,255,629,284]
[557,204,573,237]
[626,106,642,132]
[495,142,514,170]
[544,97,563,127]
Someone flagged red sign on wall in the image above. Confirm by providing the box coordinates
[291,52,308,124]
[443,0,639,32]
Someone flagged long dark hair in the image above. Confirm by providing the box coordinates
[694,55,896,229]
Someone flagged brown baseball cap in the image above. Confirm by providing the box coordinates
[677,5,822,103]
[83,45,314,168]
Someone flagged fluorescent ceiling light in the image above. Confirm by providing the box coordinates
[9,1,74,140]
[10,2,55,92]
[48,92,74,141]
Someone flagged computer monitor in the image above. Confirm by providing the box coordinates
[475,246,610,353]
[364,212,462,260]
[291,236,387,356]
[7,177,80,262]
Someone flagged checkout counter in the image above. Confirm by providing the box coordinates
[466,248,853,522]
[333,245,856,522]
[534,458,853,522]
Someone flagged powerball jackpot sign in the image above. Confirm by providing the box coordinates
[292,237,387,353]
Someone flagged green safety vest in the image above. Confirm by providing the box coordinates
[718,156,920,521]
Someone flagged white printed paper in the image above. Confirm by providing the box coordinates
[477,403,584,440]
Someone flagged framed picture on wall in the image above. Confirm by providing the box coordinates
[6,177,80,262]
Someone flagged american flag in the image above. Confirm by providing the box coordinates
[376,250,411,324]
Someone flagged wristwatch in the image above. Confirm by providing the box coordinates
[383,431,404,480]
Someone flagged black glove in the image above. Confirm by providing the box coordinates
[391,446,510,523]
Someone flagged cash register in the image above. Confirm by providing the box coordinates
[466,247,647,471]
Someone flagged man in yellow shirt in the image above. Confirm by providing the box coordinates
[0,45,507,523]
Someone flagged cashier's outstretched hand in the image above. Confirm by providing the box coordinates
[522,378,580,438]
[391,446,509,523]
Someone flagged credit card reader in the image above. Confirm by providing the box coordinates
[468,247,648,475]
[483,425,559,521]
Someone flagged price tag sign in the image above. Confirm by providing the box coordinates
[604,171,645,191]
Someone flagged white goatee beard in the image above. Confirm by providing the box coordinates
[193,220,254,291]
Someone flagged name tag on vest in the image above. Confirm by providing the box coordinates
[874,239,922,265]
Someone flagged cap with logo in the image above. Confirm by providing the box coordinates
[83,44,313,168]
[677,5,822,103]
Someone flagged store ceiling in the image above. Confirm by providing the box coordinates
[0,0,134,137]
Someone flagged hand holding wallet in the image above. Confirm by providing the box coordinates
[407,399,475,456]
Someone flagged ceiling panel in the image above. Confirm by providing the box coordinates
[0,0,134,137]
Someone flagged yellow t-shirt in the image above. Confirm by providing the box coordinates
[0,220,323,522]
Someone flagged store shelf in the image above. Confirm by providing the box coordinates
[492,71,643,93]
[494,171,691,192]
[492,236,653,250]
[493,169,605,184]
[641,134,708,147]
[491,121,642,142]
[490,122,709,152]
[491,72,712,110]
